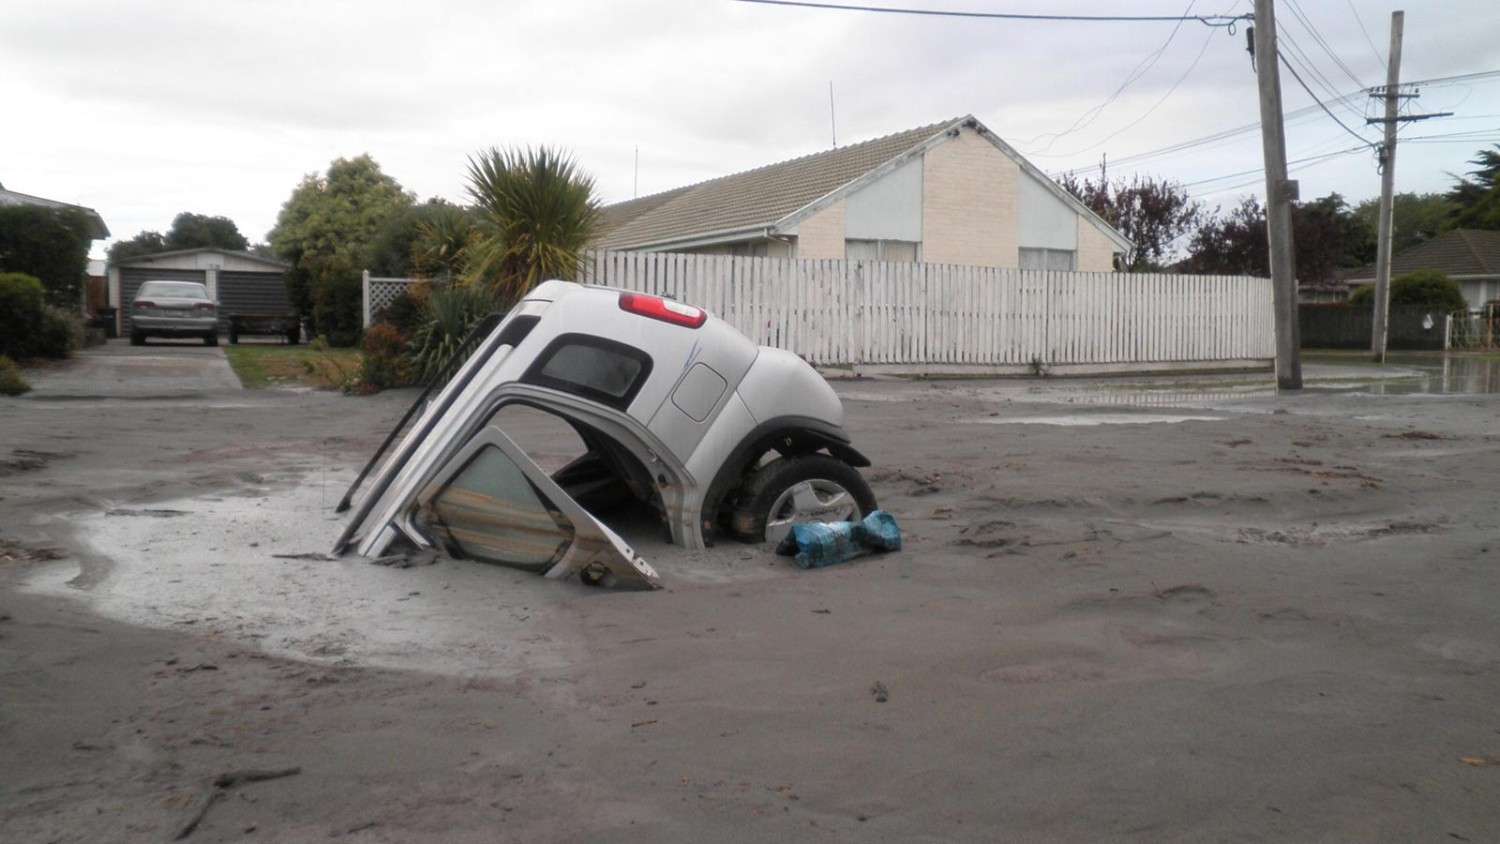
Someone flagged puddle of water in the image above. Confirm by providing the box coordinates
[23,478,592,678]
[969,413,1223,426]
[23,477,791,676]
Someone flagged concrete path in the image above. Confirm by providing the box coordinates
[22,338,242,398]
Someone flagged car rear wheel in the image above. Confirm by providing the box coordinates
[130,331,145,346]
[729,454,876,544]
[203,332,218,346]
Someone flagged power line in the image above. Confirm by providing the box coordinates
[1283,0,1368,91]
[732,0,1251,26]
[1054,70,1499,177]
[1020,0,1201,151]
[1344,0,1385,69]
[1277,49,1377,148]
[1033,24,1219,158]
[1276,21,1366,120]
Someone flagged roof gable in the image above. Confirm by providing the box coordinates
[113,247,290,271]
[594,115,1131,253]
[596,119,961,250]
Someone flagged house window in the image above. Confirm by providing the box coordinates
[846,239,920,262]
[1019,247,1076,271]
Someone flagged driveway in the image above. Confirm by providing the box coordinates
[21,338,243,398]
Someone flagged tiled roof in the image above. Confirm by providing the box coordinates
[595,118,962,250]
[0,186,110,239]
[1344,229,1500,280]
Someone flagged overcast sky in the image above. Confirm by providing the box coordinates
[4,0,1497,257]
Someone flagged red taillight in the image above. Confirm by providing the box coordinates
[194,302,215,311]
[133,300,155,310]
[618,292,706,328]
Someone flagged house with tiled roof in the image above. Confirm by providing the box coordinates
[595,116,1131,272]
[1343,229,1500,309]
[0,180,110,239]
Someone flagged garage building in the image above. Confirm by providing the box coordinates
[108,248,293,337]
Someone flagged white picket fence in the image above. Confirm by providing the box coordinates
[579,250,1274,373]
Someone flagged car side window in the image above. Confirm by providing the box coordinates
[418,445,575,572]
[522,334,653,410]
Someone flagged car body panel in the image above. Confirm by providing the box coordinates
[336,280,861,587]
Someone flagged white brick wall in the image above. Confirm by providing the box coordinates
[1076,216,1120,272]
[794,200,847,260]
[921,129,1019,266]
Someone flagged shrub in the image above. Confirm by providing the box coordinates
[0,355,29,396]
[376,282,431,337]
[359,323,413,391]
[32,306,84,359]
[0,272,46,359]
[407,284,498,383]
[311,269,364,347]
[1348,270,1467,312]
[0,205,93,307]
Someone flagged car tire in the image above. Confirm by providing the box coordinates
[204,333,218,347]
[130,331,145,346]
[729,454,876,544]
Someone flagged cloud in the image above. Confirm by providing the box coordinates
[2,0,1495,253]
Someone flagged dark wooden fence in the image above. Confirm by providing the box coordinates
[1299,304,1448,350]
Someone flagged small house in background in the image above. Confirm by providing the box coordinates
[595,115,1131,272]
[0,182,110,240]
[108,248,291,337]
[0,181,111,314]
[1343,229,1500,310]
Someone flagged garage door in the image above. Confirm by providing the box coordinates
[217,271,292,332]
[119,267,207,334]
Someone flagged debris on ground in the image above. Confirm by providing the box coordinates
[369,550,439,568]
[106,508,190,518]
[775,510,902,569]
[175,766,301,839]
[272,552,335,561]
[0,538,67,563]
[870,681,889,703]
[1460,755,1500,767]
[0,449,71,477]
[1384,430,1448,441]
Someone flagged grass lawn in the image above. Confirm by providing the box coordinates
[225,344,362,390]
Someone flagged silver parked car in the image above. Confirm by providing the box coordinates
[335,280,876,589]
[129,280,219,346]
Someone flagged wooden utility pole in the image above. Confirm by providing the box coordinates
[1253,0,1302,389]
[1370,11,1405,363]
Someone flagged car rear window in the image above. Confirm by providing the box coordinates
[523,334,652,410]
[138,282,208,300]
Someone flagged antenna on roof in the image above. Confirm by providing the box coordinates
[828,81,837,147]
[633,146,639,198]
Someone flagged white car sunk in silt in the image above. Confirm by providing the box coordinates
[335,280,876,589]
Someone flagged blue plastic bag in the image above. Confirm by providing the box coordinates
[774,510,902,569]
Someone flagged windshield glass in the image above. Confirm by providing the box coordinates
[137,281,208,300]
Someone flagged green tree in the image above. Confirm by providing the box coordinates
[267,155,413,342]
[1182,193,1372,282]
[108,212,249,263]
[163,212,249,252]
[1348,269,1467,312]
[463,146,599,303]
[107,230,167,264]
[1353,192,1455,253]
[1448,145,1500,229]
[0,205,93,307]
[364,199,473,278]
[1293,193,1374,282]
[1059,173,1201,271]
